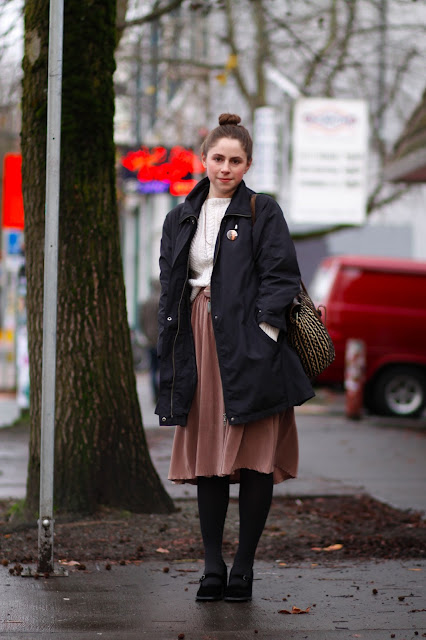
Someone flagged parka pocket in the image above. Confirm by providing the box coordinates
[250,315,280,350]
[255,322,281,347]
[226,314,285,416]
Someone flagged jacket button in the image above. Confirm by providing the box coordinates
[162,417,166,422]
[167,316,172,321]
[230,417,235,422]
[214,315,218,320]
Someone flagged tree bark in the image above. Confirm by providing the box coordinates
[21,0,174,515]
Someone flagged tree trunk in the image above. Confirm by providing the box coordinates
[21,0,174,515]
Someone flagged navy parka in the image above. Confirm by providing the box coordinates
[155,177,315,426]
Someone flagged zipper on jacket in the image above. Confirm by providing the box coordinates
[211,212,249,423]
[170,216,196,417]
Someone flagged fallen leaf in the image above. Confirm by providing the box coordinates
[292,606,311,614]
[156,547,170,554]
[311,544,343,552]
[59,560,81,566]
[324,544,343,551]
[278,606,310,614]
[408,568,422,571]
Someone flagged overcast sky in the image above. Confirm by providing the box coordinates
[0,0,23,67]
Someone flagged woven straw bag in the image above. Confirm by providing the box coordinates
[250,195,335,379]
[286,283,335,379]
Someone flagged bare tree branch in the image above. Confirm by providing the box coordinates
[304,0,338,88]
[292,224,357,241]
[325,0,356,96]
[118,0,186,32]
[222,0,252,108]
[116,0,129,45]
[252,0,269,107]
[119,55,224,70]
[352,23,426,36]
[367,184,411,213]
[385,48,418,113]
[292,184,409,239]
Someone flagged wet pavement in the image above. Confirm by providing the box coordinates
[0,374,425,638]
[1,559,425,639]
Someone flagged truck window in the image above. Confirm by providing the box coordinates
[310,264,337,305]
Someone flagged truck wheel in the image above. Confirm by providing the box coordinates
[374,366,426,417]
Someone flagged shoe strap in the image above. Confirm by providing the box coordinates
[229,572,253,583]
[200,572,225,582]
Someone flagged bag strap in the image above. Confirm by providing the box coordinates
[250,194,257,225]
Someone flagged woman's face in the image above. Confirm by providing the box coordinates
[202,137,251,199]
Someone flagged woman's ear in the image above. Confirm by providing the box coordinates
[244,159,252,173]
[201,153,207,168]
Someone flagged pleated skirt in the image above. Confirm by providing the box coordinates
[168,287,299,485]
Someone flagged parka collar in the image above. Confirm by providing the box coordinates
[179,177,254,223]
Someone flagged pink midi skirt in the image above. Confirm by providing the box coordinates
[168,287,299,485]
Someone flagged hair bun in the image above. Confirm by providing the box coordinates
[218,113,241,126]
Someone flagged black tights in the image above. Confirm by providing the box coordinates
[197,469,274,575]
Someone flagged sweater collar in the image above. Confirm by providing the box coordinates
[180,177,254,222]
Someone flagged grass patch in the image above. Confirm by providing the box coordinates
[5,499,27,523]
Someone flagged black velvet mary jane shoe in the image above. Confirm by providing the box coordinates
[224,569,254,602]
[196,565,227,602]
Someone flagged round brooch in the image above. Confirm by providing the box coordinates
[227,230,238,241]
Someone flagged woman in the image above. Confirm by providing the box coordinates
[156,113,314,602]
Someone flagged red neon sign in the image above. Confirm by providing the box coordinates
[121,145,204,195]
[2,153,24,230]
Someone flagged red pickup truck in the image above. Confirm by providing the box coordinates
[309,255,426,417]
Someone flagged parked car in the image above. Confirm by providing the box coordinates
[309,255,426,417]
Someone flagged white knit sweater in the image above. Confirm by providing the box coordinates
[188,198,279,342]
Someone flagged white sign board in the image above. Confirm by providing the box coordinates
[290,98,368,225]
[252,106,279,195]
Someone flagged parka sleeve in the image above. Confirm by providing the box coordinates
[157,211,173,358]
[252,195,301,332]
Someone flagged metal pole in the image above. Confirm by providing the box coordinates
[37,0,64,574]
[377,0,387,137]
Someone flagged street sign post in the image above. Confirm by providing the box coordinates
[37,0,64,574]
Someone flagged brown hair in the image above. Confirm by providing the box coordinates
[200,113,253,161]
